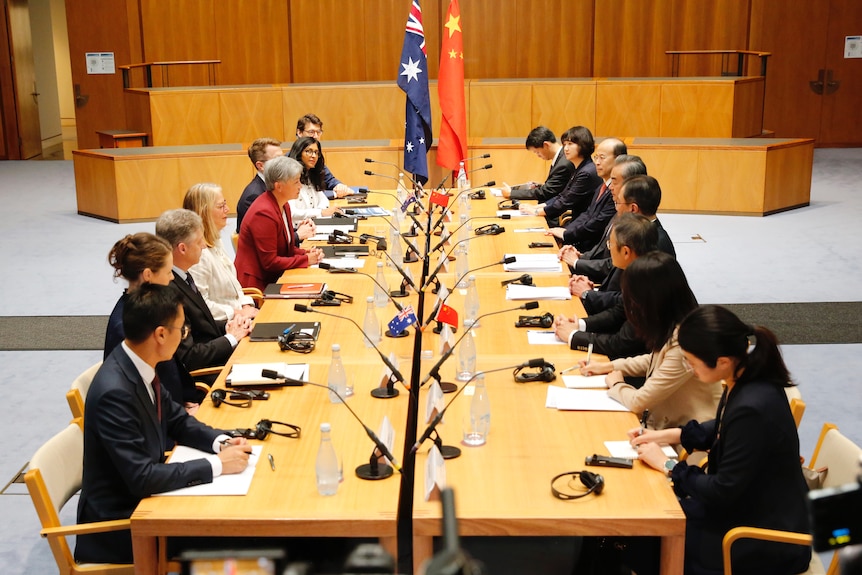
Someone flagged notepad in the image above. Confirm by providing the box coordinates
[156,445,262,496]
[545,387,629,412]
[506,284,571,300]
[604,441,678,460]
[561,374,607,388]
[503,253,562,272]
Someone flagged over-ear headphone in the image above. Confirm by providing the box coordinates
[468,190,486,200]
[513,361,556,383]
[498,199,520,210]
[515,312,554,329]
[551,470,605,500]
[327,230,353,244]
[475,223,505,236]
[211,389,253,408]
[501,273,533,287]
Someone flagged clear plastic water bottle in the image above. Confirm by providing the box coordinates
[464,275,480,327]
[397,172,409,203]
[464,374,490,446]
[455,247,469,289]
[458,212,470,243]
[457,161,468,191]
[374,262,388,308]
[363,296,381,348]
[457,330,476,381]
[316,423,339,496]
[390,230,404,266]
[328,344,347,402]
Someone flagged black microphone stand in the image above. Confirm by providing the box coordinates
[260,370,400,481]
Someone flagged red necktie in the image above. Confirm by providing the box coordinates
[152,375,162,421]
[598,183,607,198]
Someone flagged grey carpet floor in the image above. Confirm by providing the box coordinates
[2,301,861,351]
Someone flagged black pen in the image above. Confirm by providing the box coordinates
[268,453,276,471]
[638,409,650,435]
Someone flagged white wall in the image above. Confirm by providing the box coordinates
[29,0,62,145]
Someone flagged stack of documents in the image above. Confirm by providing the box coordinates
[506,284,571,300]
[226,362,308,387]
[503,253,562,273]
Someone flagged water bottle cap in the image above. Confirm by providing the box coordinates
[377,261,384,268]
[331,343,341,352]
[469,275,476,281]
[320,422,331,432]
[366,295,374,303]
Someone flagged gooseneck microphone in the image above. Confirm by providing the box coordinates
[364,158,423,190]
[420,301,539,388]
[260,369,401,479]
[429,181,496,232]
[294,303,405,399]
[412,358,546,454]
[465,163,493,177]
[422,251,516,293]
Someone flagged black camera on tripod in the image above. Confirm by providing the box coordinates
[808,457,862,552]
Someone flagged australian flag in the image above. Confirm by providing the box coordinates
[397,0,432,185]
[388,305,419,335]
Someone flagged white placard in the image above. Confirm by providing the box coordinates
[845,36,862,58]
[86,52,115,74]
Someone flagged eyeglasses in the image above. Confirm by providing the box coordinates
[303,148,320,157]
[161,323,190,340]
[303,129,323,137]
[211,389,252,408]
[277,330,316,353]
[214,201,229,211]
[593,154,608,162]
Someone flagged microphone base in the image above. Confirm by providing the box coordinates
[371,386,400,399]
[403,230,418,238]
[439,381,458,394]
[439,444,462,459]
[385,328,410,338]
[403,253,419,264]
[389,289,409,299]
[355,463,394,481]
[432,323,457,334]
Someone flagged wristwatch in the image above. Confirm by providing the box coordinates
[664,458,678,477]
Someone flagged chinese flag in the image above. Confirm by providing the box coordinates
[429,190,450,208]
[435,302,459,328]
[437,0,467,171]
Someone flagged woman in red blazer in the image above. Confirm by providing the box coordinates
[235,156,323,290]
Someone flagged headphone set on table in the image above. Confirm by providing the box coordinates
[551,470,605,500]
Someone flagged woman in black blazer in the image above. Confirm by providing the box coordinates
[632,305,811,575]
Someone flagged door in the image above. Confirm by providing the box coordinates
[818,0,862,145]
[6,0,42,158]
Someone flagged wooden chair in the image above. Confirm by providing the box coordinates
[722,422,862,575]
[65,362,102,420]
[243,287,264,308]
[25,418,134,575]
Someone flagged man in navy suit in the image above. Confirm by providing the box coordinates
[502,126,574,202]
[236,137,284,232]
[76,284,250,564]
[156,209,251,373]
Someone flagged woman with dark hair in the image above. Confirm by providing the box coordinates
[631,305,811,575]
[287,136,341,219]
[104,233,203,414]
[581,251,723,429]
[525,125,602,225]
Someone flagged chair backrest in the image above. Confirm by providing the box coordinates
[809,423,862,489]
[789,398,806,429]
[24,419,85,571]
[66,362,102,419]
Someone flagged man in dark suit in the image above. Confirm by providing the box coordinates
[502,126,574,202]
[236,137,284,232]
[156,209,251,373]
[76,284,251,564]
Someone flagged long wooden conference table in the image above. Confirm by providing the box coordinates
[130,193,685,574]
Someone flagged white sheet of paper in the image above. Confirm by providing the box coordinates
[548,388,629,412]
[604,441,677,460]
[227,363,308,386]
[156,445,262,496]
[562,374,607,389]
[496,209,527,218]
[514,227,547,233]
[489,188,503,197]
[506,284,571,301]
[503,253,562,272]
[319,257,366,269]
[527,330,564,345]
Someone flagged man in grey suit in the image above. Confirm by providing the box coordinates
[75,284,250,564]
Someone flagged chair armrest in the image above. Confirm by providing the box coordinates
[189,366,224,378]
[41,518,131,538]
[722,526,812,575]
[243,287,264,307]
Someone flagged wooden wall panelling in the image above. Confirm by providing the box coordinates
[124,89,153,140]
[731,78,764,138]
[178,155,251,208]
[139,0,217,87]
[212,1,291,85]
[627,145,699,212]
[817,0,862,146]
[659,81,734,138]
[325,144,403,190]
[593,0,674,77]
[762,143,813,213]
[218,88,285,144]
[468,81,532,139]
[668,0,751,77]
[65,0,141,149]
[149,91,221,146]
[695,149,764,213]
[0,2,17,158]
[290,0,367,83]
[365,0,439,82]
[473,139,551,188]
[531,80,597,135]
[514,0,594,78]
[749,0,828,139]
[459,0,518,79]
[282,83,406,141]
[595,81,661,137]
